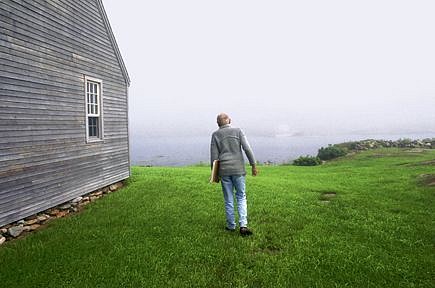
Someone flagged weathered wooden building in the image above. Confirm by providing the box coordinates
[0,0,130,226]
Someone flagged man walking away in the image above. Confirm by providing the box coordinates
[210,113,258,236]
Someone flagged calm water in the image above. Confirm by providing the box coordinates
[131,133,434,166]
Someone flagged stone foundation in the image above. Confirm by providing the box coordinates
[0,181,125,245]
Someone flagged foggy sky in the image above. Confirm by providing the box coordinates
[103,0,435,137]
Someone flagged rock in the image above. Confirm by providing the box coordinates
[93,191,103,197]
[37,214,50,222]
[59,204,71,210]
[8,226,24,238]
[72,197,83,203]
[56,211,69,218]
[0,236,6,245]
[1,228,8,234]
[90,196,98,201]
[79,200,90,206]
[24,215,38,221]
[102,187,110,193]
[23,224,41,231]
[82,197,90,202]
[28,224,41,231]
[25,218,39,225]
[48,209,60,216]
[17,219,25,225]
[109,182,123,191]
[23,224,41,232]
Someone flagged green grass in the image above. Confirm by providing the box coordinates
[1,148,434,287]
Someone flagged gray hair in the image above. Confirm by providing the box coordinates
[217,113,231,127]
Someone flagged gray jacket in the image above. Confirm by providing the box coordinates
[210,124,256,176]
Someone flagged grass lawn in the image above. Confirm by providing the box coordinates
[0,148,434,287]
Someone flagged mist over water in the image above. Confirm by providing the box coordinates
[131,132,435,166]
[102,0,435,163]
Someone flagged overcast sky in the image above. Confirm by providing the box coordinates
[103,0,435,137]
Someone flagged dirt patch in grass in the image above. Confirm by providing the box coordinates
[319,192,337,202]
[418,174,435,187]
[255,245,282,255]
[419,159,435,166]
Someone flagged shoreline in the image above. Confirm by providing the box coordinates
[132,135,435,167]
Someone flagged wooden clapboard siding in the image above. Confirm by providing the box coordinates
[0,0,130,226]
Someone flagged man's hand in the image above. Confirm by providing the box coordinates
[252,165,258,176]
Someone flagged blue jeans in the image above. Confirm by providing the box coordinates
[220,175,248,229]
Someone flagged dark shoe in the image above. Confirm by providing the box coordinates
[240,227,253,236]
[225,227,236,232]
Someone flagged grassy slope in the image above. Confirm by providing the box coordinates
[0,148,434,287]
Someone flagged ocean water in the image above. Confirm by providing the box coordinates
[131,133,434,166]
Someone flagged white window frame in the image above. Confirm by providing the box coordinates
[84,76,104,143]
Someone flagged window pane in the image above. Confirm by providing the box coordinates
[95,120,99,137]
[88,117,99,137]
[88,118,94,137]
